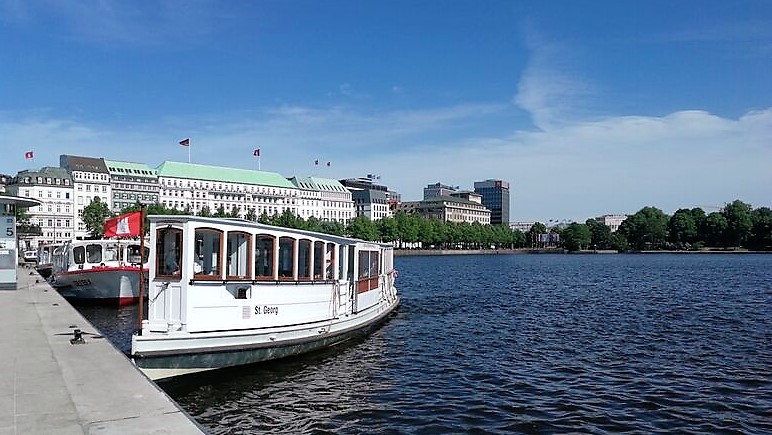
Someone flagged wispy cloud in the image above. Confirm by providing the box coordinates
[0,0,219,47]
[2,105,769,222]
[514,25,593,131]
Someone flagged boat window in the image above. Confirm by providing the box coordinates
[73,246,85,265]
[298,239,311,280]
[226,231,251,279]
[194,228,223,280]
[86,244,102,264]
[104,244,118,262]
[357,250,380,292]
[278,237,294,280]
[255,235,275,280]
[156,227,182,277]
[326,243,336,280]
[126,245,148,264]
[313,241,324,280]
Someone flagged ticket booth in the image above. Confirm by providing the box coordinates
[0,196,41,290]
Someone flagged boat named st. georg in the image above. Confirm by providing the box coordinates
[131,215,400,380]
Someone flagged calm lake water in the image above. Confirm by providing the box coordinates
[76,254,772,434]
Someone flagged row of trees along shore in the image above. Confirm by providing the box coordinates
[79,198,770,252]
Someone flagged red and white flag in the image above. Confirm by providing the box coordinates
[179,138,190,147]
[25,151,34,159]
[103,211,142,238]
[253,148,260,157]
[326,161,331,167]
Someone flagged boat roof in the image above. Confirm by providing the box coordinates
[147,215,391,247]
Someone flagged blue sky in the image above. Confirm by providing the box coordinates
[1,0,770,222]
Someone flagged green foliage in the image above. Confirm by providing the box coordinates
[749,207,772,250]
[561,223,591,251]
[667,209,698,248]
[347,215,379,241]
[585,218,612,249]
[527,222,547,248]
[245,208,257,222]
[619,207,669,250]
[721,200,753,247]
[82,197,111,238]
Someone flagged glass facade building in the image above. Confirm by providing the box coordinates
[473,179,510,225]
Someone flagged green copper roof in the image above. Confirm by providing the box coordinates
[156,161,296,188]
[104,160,157,178]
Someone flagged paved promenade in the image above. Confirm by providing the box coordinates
[0,267,206,435]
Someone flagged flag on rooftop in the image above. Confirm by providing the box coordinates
[253,148,260,157]
[179,138,190,147]
[25,151,34,159]
[314,159,319,166]
[326,161,331,167]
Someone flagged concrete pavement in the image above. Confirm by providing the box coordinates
[0,267,206,435]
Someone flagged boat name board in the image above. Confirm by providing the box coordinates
[254,305,279,315]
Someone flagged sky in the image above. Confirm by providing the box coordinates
[1,0,770,223]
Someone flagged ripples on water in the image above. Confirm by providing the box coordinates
[77,254,772,434]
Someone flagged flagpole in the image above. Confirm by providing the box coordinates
[188,138,191,163]
[137,204,146,335]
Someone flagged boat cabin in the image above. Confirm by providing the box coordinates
[144,216,396,334]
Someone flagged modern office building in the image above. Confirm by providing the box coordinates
[288,176,355,224]
[156,161,299,218]
[7,167,74,248]
[104,160,160,212]
[59,155,112,239]
[474,179,510,225]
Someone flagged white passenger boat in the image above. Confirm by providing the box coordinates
[51,239,149,306]
[131,215,400,380]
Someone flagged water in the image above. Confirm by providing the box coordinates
[75,254,772,434]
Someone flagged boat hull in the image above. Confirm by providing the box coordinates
[52,266,146,306]
[133,296,399,380]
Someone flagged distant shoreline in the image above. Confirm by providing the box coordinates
[394,248,770,256]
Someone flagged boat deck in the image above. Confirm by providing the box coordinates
[0,266,205,435]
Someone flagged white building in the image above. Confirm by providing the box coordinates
[8,167,74,248]
[105,160,159,212]
[594,214,628,233]
[60,155,112,239]
[288,176,355,224]
[340,177,393,221]
[397,196,491,225]
[155,161,299,218]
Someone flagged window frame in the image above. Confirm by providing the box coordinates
[254,234,276,281]
[193,227,224,281]
[226,230,252,280]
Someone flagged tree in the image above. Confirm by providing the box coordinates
[703,212,728,247]
[721,200,753,247]
[585,219,612,250]
[245,208,257,222]
[347,215,378,241]
[749,207,772,250]
[198,205,212,217]
[667,208,698,248]
[618,207,669,250]
[527,222,547,248]
[81,197,111,238]
[213,205,227,218]
[378,216,399,244]
[561,222,591,252]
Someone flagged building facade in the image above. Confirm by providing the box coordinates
[340,177,393,221]
[594,214,627,233]
[105,160,159,212]
[397,195,491,225]
[423,182,457,199]
[474,179,510,226]
[59,155,112,239]
[8,167,74,248]
[288,176,355,224]
[156,161,299,218]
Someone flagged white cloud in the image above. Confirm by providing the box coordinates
[2,105,769,223]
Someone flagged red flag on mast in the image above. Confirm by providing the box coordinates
[179,138,190,147]
[253,148,260,157]
[104,212,142,238]
[25,151,34,159]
